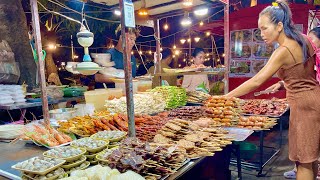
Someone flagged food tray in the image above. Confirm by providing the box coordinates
[91,131,127,142]
[22,139,72,149]
[12,158,66,175]
[96,147,118,163]
[22,168,66,180]
[61,155,87,169]
[85,152,99,160]
[65,161,90,174]
[89,159,98,165]
[160,158,191,180]
[70,138,108,153]
[242,104,289,118]
[43,147,86,162]
[69,127,91,137]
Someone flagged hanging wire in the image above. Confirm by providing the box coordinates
[48,0,120,23]
[38,2,82,25]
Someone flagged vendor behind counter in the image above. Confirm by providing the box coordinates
[94,26,138,89]
[149,48,177,87]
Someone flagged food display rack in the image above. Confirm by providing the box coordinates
[230,109,290,177]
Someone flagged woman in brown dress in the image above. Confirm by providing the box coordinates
[226,1,320,179]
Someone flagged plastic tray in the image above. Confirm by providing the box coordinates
[65,161,90,174]
[96,147,118,163]
[70,138,108,153]
[22,139,72,149]
[22,168,66,180]
[85,152,99,160]
[43,147,86,162]
[12,158,66,175]
[90,131,127,142]
[61,155,87,169]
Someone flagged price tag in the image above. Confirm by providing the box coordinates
[124,0,135,28]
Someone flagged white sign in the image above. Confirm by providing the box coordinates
[124,0,135,28]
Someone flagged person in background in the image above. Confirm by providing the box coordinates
[182,48,209,91]
[226,1,320,180]
[149,48,177,87]
[266,26,320,179]
[136,55,154,76]
[95,26,139,88]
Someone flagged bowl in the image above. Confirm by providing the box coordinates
[91,53,111,60]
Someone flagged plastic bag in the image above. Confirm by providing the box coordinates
[196,82,209,94]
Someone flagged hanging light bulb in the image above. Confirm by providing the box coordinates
[164,24,169,30]
[173,55,176,58]
[187,38,191,43]
[182,0,193,6]
[222,53,225,57]
[148,50,152,55]
[206,31,211,36]
[173,45,177,49]
[178,64,182,67]
[139,50,143,55]
[131,51,134,55]
[206,53,210,57]
[138,8,148,16]
[194,7,209,16]
[194,37,200,42]
[199,21,204,26]
[175,50,180,55]
[114,9,121,16]
[160,47,163,52]
[180,39,186,44]
[183,58,186,62]
[181,17,192,26]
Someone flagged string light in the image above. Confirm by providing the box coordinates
[173,55,176,58]
[187,38,191,43]
[131,51,134,55]
[206,53,210,57]
[194,37,200,42]
[175,50,180,55]
[173,45,177,49]
[222,53,225,57]
[73,55,79,59]
[180,39,186,44]
[48,44,56,50]
[148,50,152,54]
[206,31,211,36]
[178,64,182,67]
[199,21,204,26]
[183,58,186,62]
[139,50,143,55]
[160,47,163,51]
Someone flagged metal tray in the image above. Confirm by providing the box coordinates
[161,158,191,180]
[242,104,289,118]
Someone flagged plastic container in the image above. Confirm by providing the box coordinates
[137,80,152,92]
[235,142,258,160]
[49,108,77,121]
[115,80,139,95]
[84,89,122,111]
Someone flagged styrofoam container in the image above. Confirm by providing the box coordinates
[0,124,24,139]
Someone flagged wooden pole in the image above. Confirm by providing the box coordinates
[30,0,50,125]
[223,1,230,94]
[119,0,135,137]
[154,19,161,85]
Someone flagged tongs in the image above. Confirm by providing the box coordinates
[254,89,273,96]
